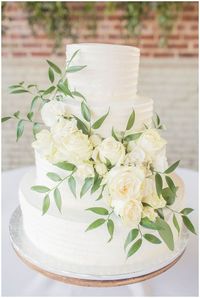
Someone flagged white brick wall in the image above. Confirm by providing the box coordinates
[2,57,198,171]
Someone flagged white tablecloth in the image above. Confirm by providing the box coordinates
[2,167,198,296]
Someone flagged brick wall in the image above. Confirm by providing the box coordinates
[2,2,198,171]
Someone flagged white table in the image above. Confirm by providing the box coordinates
[2,167,198,296]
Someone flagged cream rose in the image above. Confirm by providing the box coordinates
[51,117,78,141]
[95,162,107,176]
[142,206,157,222]
[55,130,93,165]
[152,147,168,173]
[89,134,102,147]
[41,100,71,127]
[121,200,143,227]
[125,144,146,166]
[106,166,145,201]
[76,162,94,180]
[137,129,167,155]
[142,194,166,209]
[94,137,125,165]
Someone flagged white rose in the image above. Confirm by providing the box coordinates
[152,147,168,173]
[41,100,71,127]
[55,130,93,165]
[125,144,146,166]
[121,200,143,227]
[138,129,167,156]
[142,194,166,209]
[89,134,102,147]
[142,206,157,222]
[106,166,145,201]
[32,129,58,163]
[51,117,78,141]
[76,163,94,180]
[95,137,125,165]
[95,162,107,176]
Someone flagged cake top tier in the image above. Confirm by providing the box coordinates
[66,43,140,103]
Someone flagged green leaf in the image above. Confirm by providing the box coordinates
[43,86,56,96]
[107,219,114,242]
[27,112,34,121]
[81,101,91,122]
[31,185,50,193]
[13,111,20,118]
[68,176,76,198]
[111,127,119,141]
[182,215,196,234]
[27,84,36,88]
[173,214,180,235]
[155,173,163,197]
[66,65,86,73]
[68,49,80,64]
[126,109,135,130]
[156,113,161,126]
[80,177,94,198]
[9,84,22,89]
[55,161,76,171]
[30,96,39,111]
[48,67,54,83]
[124,133,142,142]
[92,108,110,129]
[74,116,89,135]
[91,175,102,194]
[72,90,86,101]
[164,160,180,174]
[54,188,62,213]
[46,172,61,182]
[32,122,41,139]
[42,195,50,215]
[127,239,142,258]
[156,217,174,250]
[124,229,139,250]
[16,120,24,141]
[57,80,73,98]
[162,187,176,205]
[86,207,109,215]
[144,234,161,244]
[165,176,176,192]
[11,89,29,94]
[47,60,62,74]
[157,208,165,219]
[140,217,161,230]
[85,218,106,231]
[1,116,11,122]
[180,208,194,215]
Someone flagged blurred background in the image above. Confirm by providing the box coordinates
[2,2,198,171]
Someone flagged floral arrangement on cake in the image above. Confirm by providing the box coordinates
[2,50,196,259]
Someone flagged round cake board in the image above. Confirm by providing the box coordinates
[9,207,188,288]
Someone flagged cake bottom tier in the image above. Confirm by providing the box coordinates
[19,170,185,273]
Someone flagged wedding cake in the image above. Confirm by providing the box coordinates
[4,44,195,276]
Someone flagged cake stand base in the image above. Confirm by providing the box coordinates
[9,207,188,287]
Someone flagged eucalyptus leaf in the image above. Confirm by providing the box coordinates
[173,214,180,235]
[68,176,76,198]
[180,208,194,215]
[182,215,196,234]
[48,67,54,83]
[42,195,50,215]
[72,90,86,101]
[155,173,163,197]
[47,60,62,74]
[31,185,50,193]
[43,86,56,96]
[157,208,165,219]
[9,84,22,89]
[111,127,119,141]
[57,81,73,98]
[80,177,94,198]
[162,187,176,205]
[164,160,180,174]
[55,161,76,171]
[140,217,161,230]
[124,229,139,250]
[66,65,86,73]
[54,188,62,213]
[144,234,161,244]
[13,111,20,118]
[68,49,80,64]
[11,89,29,94]
[127,238,142,258]
[32,122,41,139]
[74,116,89,135]
[91,175,102,194]
[107,219,114,242]
[81,101,91,122]
[1,117,11,122]
[156,217,174,250]
[30,95,39,111]
[16,120,24,141]
[86,207,109,215]
[165,176,176,192]
[124,133,142,142]
[126,109,135,130]
[46,172,61,182]
[92,108,110,129]
[27,112,34,121]
[85,218,106,231]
